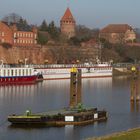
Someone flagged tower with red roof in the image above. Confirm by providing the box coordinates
[60,7,76,38]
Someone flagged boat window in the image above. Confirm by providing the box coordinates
[19,69,21,76]
[11,70,13,76]
[30,69,31,75]
[8,69,10,76]
[23,69,24,76]
[15,69,17,76]
[3,70,5,76]
[26,69,28,76]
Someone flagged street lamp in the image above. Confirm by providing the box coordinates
[24,58,28,67]
[0,59,4,67]
[44,59,48,64]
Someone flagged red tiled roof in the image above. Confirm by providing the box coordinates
[100,24,133,33]
[61,7,75,22]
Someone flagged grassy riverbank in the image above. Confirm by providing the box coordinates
[87,128,140,140]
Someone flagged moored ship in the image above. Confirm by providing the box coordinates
[35,62,112,80]
[0,66,38,85]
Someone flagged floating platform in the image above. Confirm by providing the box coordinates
[8,108,107,127]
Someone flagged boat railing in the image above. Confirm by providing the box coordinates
[33,63,111,69]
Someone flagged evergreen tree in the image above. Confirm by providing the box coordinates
[37,32,48,45]
[48,21,60,40]
[40,20,48,31]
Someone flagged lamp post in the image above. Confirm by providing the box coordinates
[0,59,4,67]
[24,58,28,67]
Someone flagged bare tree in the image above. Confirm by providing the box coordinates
[2,13,22,23]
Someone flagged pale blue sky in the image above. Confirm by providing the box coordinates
[0,0,139,29]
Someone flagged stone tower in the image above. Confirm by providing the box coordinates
[60,7,76,38]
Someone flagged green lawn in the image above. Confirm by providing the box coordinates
[87,128,140,140]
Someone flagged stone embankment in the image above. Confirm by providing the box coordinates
[0,45,100,64]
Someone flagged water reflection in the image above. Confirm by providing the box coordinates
[130,101,140,113]
[0,84,38,100]
[130,77,140,112]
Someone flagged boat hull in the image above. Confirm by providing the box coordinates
[8,109,107,127]
[0,76,37,85]
[36,67,112,80]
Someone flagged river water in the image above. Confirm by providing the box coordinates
[0,76,140,140]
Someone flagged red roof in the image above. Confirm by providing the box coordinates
[61,7,75,22]
[100,24,133,33]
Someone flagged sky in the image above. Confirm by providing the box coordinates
[0,0,140,29]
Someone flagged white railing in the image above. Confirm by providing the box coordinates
[0,62,112,69]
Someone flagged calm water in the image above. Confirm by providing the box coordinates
[0,76,140,140]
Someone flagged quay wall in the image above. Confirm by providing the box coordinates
[0,45,100,64]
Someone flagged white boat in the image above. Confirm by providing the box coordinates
[0,61,42,84]
[0,67,38,85]
[35,62,112,80]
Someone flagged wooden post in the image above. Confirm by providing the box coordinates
[70,68,82,108]
[70,72,77,108]
[136,79,140,101]
[130,79,135,102]
[77,69,82,104]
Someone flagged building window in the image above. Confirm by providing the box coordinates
[14,33,16,38]
[1,39,5,43]
[14,39,16,43]
[2,32,5,37]
[34,34,37,39]
[31,33,33,37]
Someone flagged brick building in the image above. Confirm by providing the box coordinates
[11,24,37,47]
[99,24,136,44]
[0,21,13,44]
[60,7,76,38]
[0,21,37,47]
